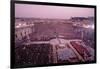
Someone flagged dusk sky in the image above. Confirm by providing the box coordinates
[15,4,94,19]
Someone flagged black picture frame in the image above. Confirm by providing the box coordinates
[11,0,96,68]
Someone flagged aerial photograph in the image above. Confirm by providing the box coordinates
[14,3,95,67]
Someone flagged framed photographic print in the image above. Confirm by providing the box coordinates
[11,0,96,68]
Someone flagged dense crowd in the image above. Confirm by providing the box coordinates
[15,44,53,66]
[14,21,94,67]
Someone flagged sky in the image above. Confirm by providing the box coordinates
[15,4,94,19]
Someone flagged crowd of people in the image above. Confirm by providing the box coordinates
[15,20,94,67]
[15,44,53,66]
[70,41,94,61]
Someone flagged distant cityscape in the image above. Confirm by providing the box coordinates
[14,16,95,67]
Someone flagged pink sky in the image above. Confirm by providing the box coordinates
[15,4,94,19]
